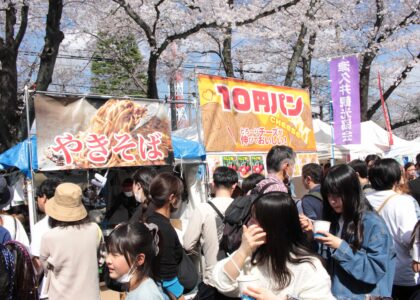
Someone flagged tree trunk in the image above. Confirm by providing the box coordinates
[35,0,64,91]
[284,23,307,86]
[147,53,159,99]
[359,53,375,121]
[302,32,316,93]
[169,77,177,130]
[17,0,64,143]
[0,53,19,150]
[222,26,234,77]
[0,3,28,151]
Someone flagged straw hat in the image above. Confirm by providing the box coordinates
[45,183,87,222]
[0,175,14,210]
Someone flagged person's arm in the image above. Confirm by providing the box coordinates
[200,210,220,269]
[14,217,30,247]
[183,207,204,252]
[320,221,391,285]
[211,225,266,297]
[395,197,418,247]
[223,225,266,280]
[0,227,11,244]
[39,235,50,272]
[30,224,43,275]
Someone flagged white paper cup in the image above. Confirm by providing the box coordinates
[237,274,260,300]
[313,220,331,238]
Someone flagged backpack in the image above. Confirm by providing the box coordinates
[219,182,277,255]
[305,191,322,202]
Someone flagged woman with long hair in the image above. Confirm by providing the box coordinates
[212,192,334,300]
[145,172,185,300]
[130,167,157,223]
[0,241,39,300]
[106,222,165,299]
[313,164,395,299]
[40,183,101,300]
[367,159,419,299]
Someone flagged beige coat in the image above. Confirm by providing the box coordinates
[183,196,234,286]
[40,222,101,300]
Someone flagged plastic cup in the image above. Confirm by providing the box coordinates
[237,274,260,300]
[313,220,331,238]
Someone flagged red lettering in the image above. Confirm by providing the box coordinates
[85,134,110,164]
[112,133,137,162]
[286,96,303,117]
[50,133,83,165]
[217,85,230,110]
[137,134,147,160]
[252,90,270,113]
[232,88,251,111]
[270,93,278,114]
[146,132,164,160]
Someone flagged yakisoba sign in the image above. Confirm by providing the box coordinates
[198,74,317,152]
[35,95,173,171]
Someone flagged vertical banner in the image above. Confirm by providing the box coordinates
[378,72,394,146]
[330,56,361,145]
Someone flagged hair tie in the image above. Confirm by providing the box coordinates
[144,222,160,256]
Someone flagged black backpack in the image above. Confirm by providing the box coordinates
[304,191,322,202]
[218,182,277,255]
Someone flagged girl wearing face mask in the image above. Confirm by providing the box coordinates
[302,164,396,299]
[130,168,157,223]
[106,222,166,299]
[145,172,185,300]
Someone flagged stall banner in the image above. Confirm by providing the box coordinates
[35,95,173,171]
[330,56,361,145]
[206,152,318,181]
[207,154,266,182]
[198,74,317,152]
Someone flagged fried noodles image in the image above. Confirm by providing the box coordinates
[46,99,172,168]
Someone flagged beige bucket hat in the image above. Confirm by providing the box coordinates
[45,183,87,222]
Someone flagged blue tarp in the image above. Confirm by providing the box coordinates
[172,135,206,160]
[0,136,38,178]
[0,134,205,177]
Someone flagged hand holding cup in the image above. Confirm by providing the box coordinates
[315,230,342,249]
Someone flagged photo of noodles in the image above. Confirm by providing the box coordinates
[37,97,173,170]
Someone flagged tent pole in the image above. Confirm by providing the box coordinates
[330,100,335,167]
[24,85,37,237]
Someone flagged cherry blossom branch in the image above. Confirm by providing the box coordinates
[367,51,420,119]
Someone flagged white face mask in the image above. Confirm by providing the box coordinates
[124,191,134,198]
[134,191,143,203]
[116,263,136,284]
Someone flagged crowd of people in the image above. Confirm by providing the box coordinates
[0,147,420,300]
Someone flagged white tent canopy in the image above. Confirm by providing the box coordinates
[312,119,419,162]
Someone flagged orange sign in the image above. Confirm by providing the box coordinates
[198,74,317,152]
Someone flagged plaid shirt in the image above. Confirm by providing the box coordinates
[255,173,288,194]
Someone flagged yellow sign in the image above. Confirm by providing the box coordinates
[198,74,317,152]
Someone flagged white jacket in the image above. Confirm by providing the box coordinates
[212,253,336,299]
[367,190,419,286]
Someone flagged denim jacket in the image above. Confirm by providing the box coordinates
[321,211,396,299]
